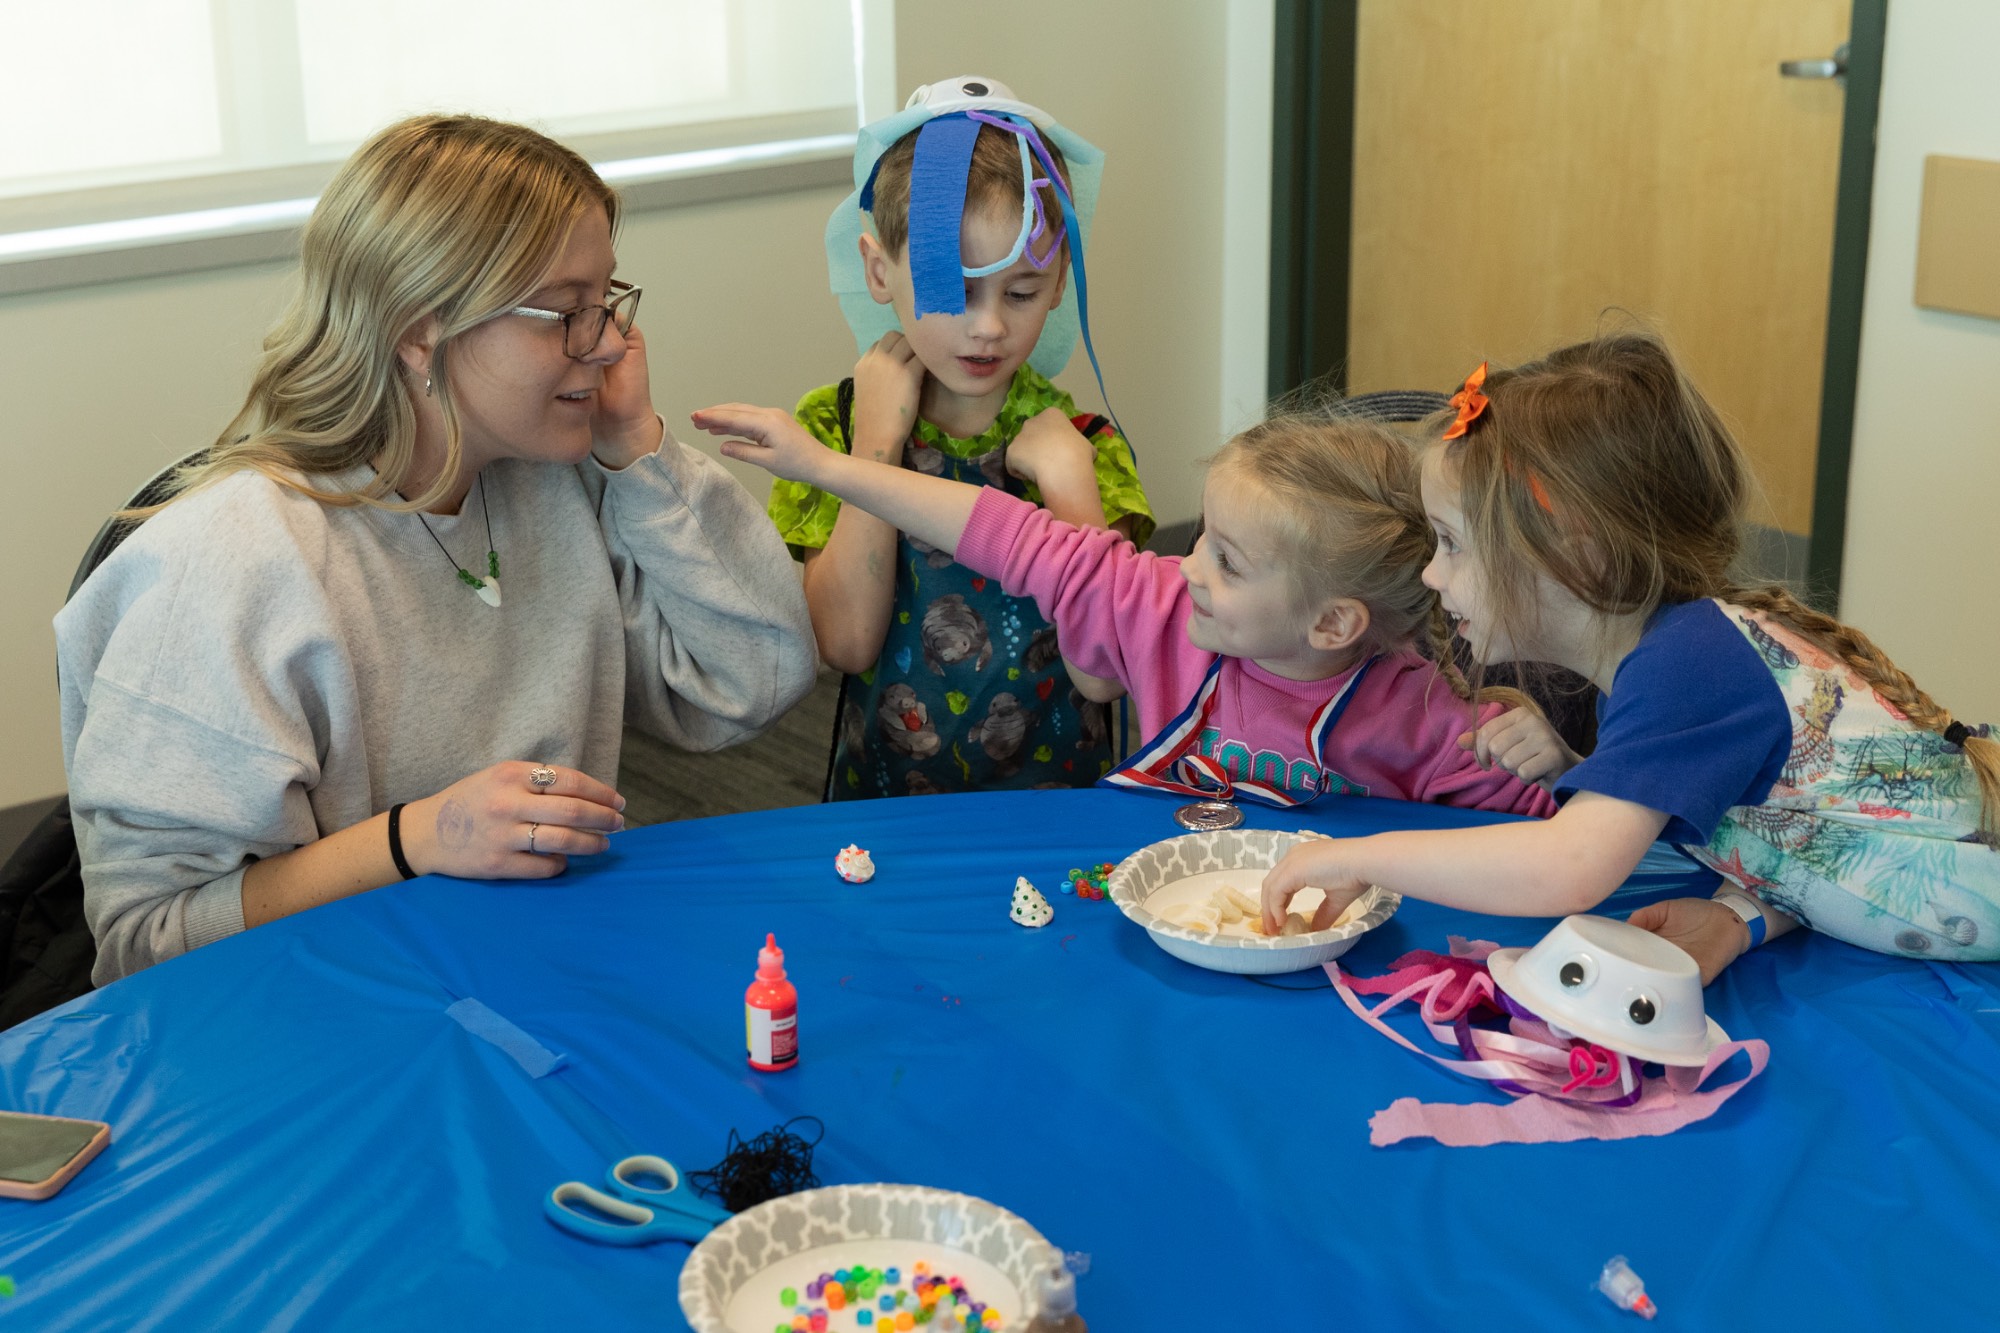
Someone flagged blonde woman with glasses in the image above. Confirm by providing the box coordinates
[56,115,817,983]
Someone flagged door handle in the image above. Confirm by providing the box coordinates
[1779,42,1849,80]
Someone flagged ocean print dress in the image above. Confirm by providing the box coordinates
[1695,604,2000,959]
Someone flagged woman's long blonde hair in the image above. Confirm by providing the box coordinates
[144,114,618,515]
[1436,332,2000,833]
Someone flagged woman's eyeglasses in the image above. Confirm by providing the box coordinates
[507,279,642,358]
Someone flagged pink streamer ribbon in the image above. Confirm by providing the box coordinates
[1326,944,1770,1148]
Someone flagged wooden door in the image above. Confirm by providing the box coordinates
[1348,0,1852,538]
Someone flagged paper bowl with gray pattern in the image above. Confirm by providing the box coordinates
[678,1183,1060,1333]
[1108,828,1400,975]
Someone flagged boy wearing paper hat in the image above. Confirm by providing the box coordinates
[767,77,1153,800]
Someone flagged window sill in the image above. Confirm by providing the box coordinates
[0,133,856,299]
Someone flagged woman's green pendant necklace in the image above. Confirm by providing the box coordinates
[418,474,502,608]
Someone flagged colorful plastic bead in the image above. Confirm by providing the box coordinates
[885,1268,901,1285]
[895,1313,915,1332]
[881,1296,897,1313]
[790,1317,808,1332]
[810,1313,828,1333]
[828,1288,846,1311]
[781,1288,797,1308]
[858,1315,873,1328]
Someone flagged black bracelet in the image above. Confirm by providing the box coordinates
[387,802,417,880]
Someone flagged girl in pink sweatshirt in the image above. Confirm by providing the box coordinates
[695,402,1552,819]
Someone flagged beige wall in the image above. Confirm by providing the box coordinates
[0,2,1249,807]
[1841,2,2000,723]
[898,1,1237,527]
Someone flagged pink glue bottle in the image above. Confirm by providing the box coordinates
[745,933,798,1072]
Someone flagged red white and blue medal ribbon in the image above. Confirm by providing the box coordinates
[1098,656,1376,809]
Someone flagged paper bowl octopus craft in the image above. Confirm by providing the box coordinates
[1487,914,1728,1066]
[1107,829,1398,975]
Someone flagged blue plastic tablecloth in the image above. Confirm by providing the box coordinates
[3,788,1998,1331]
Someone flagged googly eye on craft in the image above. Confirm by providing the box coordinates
[1485,916,1731,1068]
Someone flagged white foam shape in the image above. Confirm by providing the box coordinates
[1010,876,1053,928]
[834,845,876,883]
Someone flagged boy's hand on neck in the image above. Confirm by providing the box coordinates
[851,332,926,463]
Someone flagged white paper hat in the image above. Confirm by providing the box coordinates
[1487,915,1729,1067]
[824,75,1104,379]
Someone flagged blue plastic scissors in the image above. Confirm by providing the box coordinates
[543,1154,732,1246]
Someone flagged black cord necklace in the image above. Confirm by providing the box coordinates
[416,473,501,607]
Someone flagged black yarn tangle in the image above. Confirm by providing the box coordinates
[688,1116,824,1213]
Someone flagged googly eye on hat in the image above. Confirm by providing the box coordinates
[903,76,1046,124]
[1486,915,1729,1067]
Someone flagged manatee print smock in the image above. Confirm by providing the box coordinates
[769,365,1153,800]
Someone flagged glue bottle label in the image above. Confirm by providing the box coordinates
[747,1000,797,1069]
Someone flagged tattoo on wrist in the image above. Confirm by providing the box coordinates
[436,799,474,851]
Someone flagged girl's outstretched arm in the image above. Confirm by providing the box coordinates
[694,404,978,556]
[1261,791,1669,934]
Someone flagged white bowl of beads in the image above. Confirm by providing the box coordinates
[1107,828,1399,976]
[678,1183,1061,1333]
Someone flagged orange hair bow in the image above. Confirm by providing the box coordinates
[1442,362,1489,440]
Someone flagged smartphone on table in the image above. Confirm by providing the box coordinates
[0,1110,111,1200]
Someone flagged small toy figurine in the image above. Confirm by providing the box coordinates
[1010,878,1054,928]
[835,845,876,883]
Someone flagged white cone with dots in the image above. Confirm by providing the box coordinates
[1010,877,1053,928]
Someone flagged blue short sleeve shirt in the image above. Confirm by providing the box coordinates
[1556,599,1793,846]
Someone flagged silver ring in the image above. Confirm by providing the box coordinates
[528,766,558,791]
[528,823,540,854]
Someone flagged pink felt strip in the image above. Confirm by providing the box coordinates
[1329,953,1770,1146]
[1367,1039,1769,1147]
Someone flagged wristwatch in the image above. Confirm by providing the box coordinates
[1713,889,1768,949]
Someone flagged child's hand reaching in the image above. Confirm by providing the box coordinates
[1459,705,1582,788]
[850,332,926,462]
[692,404,832,486]
[1005,406,1097,492]
[1261,836,1371,936]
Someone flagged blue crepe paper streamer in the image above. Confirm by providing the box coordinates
[906,115,983,320]
[445,997,567,1079]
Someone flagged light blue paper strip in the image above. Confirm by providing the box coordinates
[825,108,1102,380]
[445,998,567,1079]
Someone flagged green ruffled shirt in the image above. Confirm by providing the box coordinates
[767,365,1154,554]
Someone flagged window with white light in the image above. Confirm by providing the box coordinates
[1,0,885,264]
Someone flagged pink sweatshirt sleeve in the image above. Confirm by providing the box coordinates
[1413,696,1560,817]
[956,488,1208,733]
